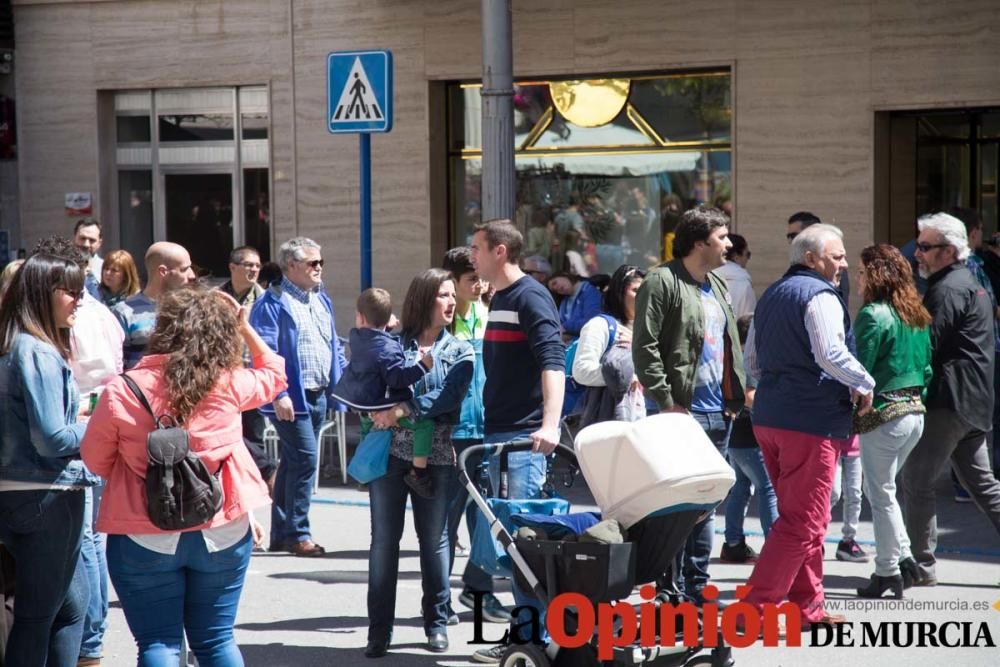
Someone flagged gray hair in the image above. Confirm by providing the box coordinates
[277,237,321,271]
[917,212,970,261]
[789,223,844,265]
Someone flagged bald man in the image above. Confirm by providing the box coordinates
[112,241,196,368]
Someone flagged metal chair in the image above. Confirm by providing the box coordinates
[262,419,280,463]
[262,411,349,492]
[316,411,348,488]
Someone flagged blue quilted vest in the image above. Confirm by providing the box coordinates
[752,265,856,439]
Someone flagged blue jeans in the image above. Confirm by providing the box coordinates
[724,447,778,544]
[0,489,89,667]
[831,454,863,540]
[447,439,493,594]
[107,529,253,666]
[367,455,452,642]
[676,411,732,594]
[485,430,548,643]
[269,390,326,547]
[80,485,109,659]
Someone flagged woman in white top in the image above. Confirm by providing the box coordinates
[571,265,648,422]
[714,233,756,319]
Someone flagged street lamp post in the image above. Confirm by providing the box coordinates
[480,0,515,222]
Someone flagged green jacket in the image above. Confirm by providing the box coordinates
[853,301,933,410]
[633,259,746,412]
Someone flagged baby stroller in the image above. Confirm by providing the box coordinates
[459,413,737,667]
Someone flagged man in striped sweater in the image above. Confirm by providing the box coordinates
[469,219,565,663]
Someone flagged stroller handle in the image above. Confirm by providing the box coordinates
[457,439,578,472]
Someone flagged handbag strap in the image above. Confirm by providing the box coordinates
[120,373,155,418]
[600,314,618,357]
[121,373,182,428]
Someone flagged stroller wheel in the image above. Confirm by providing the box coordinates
[500,644,550,667]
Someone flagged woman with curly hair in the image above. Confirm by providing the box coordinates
[98,249,141,307]
[853,244,932,599]
[81,288,287,665]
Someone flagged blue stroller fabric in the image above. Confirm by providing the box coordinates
[346,430,392,483]
[508,511,602,540]
[470,497,570,576]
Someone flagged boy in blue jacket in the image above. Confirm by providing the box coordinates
[331,288,436,496]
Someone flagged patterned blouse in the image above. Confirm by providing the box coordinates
[390,423,454,466]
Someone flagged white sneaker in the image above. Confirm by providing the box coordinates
[471,644,505,664]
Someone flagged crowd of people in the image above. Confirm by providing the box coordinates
[0,203,998,666]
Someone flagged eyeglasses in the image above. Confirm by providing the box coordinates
[915,242,949,253]
[302,259,325,269]
[55,287,84,301]
[786,233,799,242]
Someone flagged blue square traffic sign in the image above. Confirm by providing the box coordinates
[327,50,393,134]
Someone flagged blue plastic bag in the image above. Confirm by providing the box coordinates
[347,430,392,484]
[470,496,570,577]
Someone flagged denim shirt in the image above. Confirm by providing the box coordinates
[0,333,96,486]
[401,329,474,426]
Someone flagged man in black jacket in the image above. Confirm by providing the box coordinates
[903,212,1000,586]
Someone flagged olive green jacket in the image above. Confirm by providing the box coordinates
[632,259,746,412]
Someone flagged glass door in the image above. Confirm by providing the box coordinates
[163,172,234,278]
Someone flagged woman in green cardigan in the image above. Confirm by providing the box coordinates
[853,244,933,599]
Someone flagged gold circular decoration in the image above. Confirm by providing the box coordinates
[549,79,631,128]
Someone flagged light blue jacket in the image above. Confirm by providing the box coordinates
[250,283,348,418]
[401,330,474,426]
[0,333,97,486]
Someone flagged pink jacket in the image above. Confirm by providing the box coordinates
[81,350,287,534]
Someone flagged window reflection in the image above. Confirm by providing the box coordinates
[116,116,151,143]
[449,71,733,273]
[158,114,234,142]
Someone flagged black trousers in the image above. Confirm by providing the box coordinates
[242,410,278,480]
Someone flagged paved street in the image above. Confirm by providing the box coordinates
[100,464,1000,667]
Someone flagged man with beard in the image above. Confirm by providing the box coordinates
[633,205,746,605]
[903,212,1000,585]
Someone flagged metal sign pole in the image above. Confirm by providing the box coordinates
[360,133,372,290]
[327,49,391,291]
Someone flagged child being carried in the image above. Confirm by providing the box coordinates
[332,288,436,497]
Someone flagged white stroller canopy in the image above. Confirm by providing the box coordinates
[574,413,736,528]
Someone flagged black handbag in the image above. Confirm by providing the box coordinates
[120,374,224,531]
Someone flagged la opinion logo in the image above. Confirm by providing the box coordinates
[470,585,800,659]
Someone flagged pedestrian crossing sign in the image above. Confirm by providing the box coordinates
[327,50,393,134]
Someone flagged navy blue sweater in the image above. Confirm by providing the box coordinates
[483,276,565,434]
[331,328,428,411]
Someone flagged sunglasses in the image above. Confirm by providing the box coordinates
[786,232,799,242]
[915,242,949,253]
[55,287,84,301]
[301,259,325,269]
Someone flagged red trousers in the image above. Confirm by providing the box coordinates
[744,426,844,622]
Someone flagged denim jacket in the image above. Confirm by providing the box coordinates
[401,330,474,425]
[0,333,97,486]
[452,300,487,440]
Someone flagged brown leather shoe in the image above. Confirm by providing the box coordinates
[803,613,847,629]
[289,540,326,557]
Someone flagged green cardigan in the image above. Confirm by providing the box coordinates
[853,301,933,410]
[632,259,746,413]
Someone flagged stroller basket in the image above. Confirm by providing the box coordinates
[513,539,636,605]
